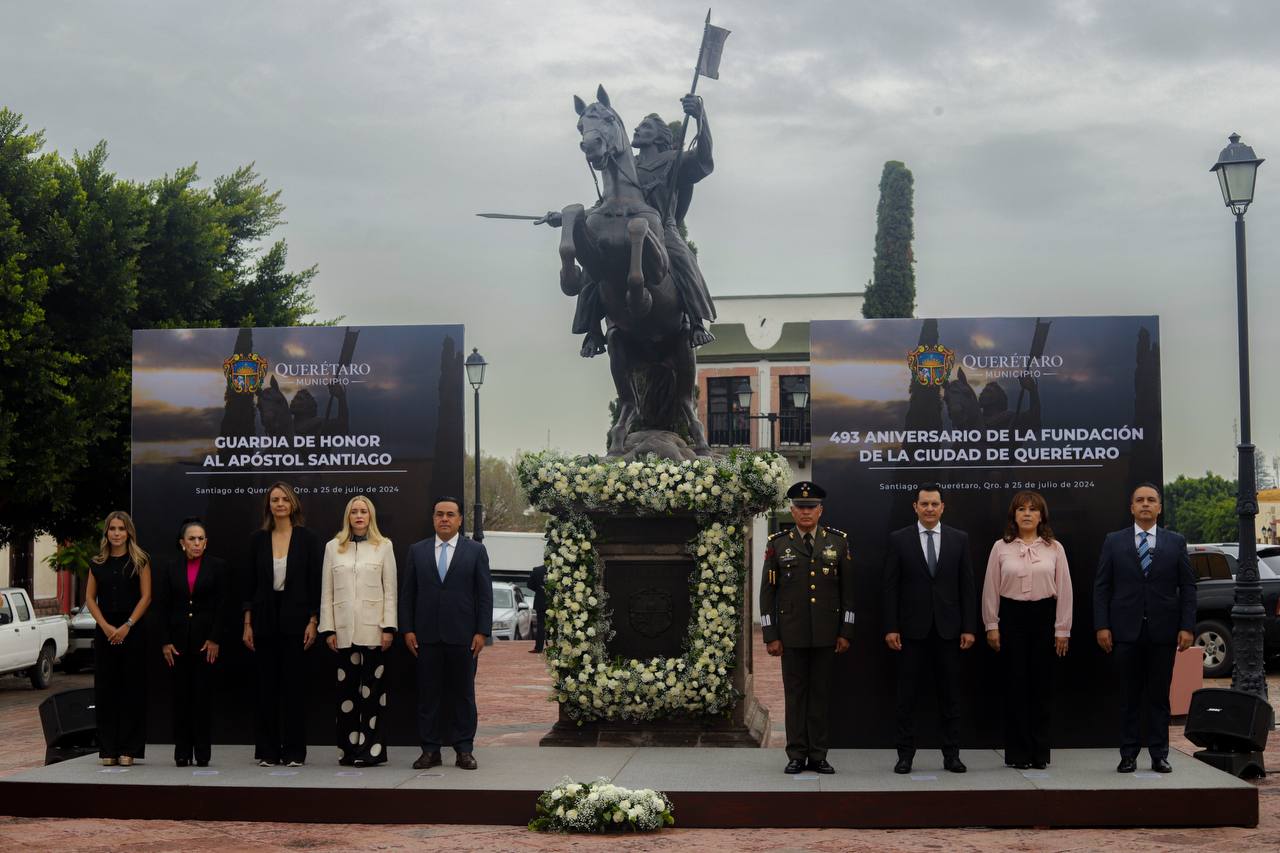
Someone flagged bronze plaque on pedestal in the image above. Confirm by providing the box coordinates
[603,558,694,659]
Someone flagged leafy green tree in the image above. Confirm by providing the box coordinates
[0,108,320,550]
[1163,472,1238,542]
[862,160,916,319]
[464,453,547,533]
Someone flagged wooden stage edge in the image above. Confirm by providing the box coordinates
[0,748,1258,829]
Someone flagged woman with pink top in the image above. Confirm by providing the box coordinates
[982,490,1072,770]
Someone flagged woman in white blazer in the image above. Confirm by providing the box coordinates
[319,494,397,766]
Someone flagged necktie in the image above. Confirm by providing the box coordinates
[437,541,450,582]
[925,529,938,577]
[1138,531,1152,576]
[803,533,813,550]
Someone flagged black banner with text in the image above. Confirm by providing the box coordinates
[813,315,1162,748]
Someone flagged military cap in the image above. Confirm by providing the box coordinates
[786,481,826,506]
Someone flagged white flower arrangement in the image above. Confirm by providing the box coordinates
[529,777,674,833]
[516,450,788,723]
[517,449,790,517]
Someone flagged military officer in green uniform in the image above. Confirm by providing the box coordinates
[760,481,855,774]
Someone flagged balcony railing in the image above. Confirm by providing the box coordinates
[706,410,811,447]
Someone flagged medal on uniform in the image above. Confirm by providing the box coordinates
[823,566,830,576]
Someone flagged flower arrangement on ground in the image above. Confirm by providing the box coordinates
[516,450,789,722]
[529,777,675,833]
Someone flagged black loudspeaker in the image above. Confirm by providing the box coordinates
[1184,687,1272,753]
[38,687,97,765]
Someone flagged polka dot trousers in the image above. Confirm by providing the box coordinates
[335,646,388,764]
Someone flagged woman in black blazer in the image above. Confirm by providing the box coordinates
[156,518,231,767]
[242,482,323,767]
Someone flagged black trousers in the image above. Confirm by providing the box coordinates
[533,608,546,651]
[781,645,834,762]
[254,630,308,764]
[94,615,146,759]
[336,646,388,763]
[999,597,1057,766]
[895,626,961,759]
[416,642,478,753]
[170,643,216,763]
[1114,621,1176,760]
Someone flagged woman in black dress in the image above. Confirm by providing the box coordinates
[156,518,231,767]
[242,482,322,767]
[84,511,152,766]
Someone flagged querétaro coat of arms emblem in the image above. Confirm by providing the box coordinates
[222,352,270,394]
[907,344,956,387]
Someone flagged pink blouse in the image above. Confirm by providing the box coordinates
[186,558,201,595]
[982,538,1073,637]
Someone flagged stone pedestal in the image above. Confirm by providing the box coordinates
[539,512,768,748]
[516,450,789,749]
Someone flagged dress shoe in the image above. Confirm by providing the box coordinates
[808,759,835,774]
[528,648,542,654]
[175,758,190,768]
[1151,757,1173,774]
[338,756,356,767]
[118,756,134,767]
[1117,757,1137,773]
[412,750,442,770]
[1031,760,1047,770]
[455,752,478,770]
[893,756,912,774]
[943,756,967,773]
[100,757,117,767]
[196,760,209,768]
[784,758,806,774]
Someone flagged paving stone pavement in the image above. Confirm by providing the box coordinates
[0,633,1276,851]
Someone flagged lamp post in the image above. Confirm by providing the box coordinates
[1211,133,1266,699]
[736,381,811,532]
[465,347,487,543]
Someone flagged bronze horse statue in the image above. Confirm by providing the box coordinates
[557,86,712,458]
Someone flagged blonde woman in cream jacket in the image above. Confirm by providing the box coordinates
[319,495,397,766]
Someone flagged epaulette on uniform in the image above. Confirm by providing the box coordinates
[824,526,848,538]
[767,529,789,541]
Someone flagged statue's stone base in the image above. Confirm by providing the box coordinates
[540,691,770,748]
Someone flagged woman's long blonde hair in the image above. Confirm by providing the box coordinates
[335,494,387,552]
[91,511,150,577]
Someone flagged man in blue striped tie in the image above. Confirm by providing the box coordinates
[1093,483,1196,774]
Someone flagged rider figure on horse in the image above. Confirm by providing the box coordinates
[543,94,717,357]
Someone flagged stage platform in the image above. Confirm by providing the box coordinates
[0,747,1257,828]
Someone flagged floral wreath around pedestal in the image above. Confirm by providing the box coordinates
[516,450,790,722]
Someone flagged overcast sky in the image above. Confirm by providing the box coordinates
[6,1,1280,480]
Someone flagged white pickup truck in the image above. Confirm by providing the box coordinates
[0,588,68,689]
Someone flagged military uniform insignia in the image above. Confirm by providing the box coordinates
[822,566,830,576]
[822,546,838,560]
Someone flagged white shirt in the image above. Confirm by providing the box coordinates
[434,533,460,573]
[918,522,941,562]
[272,556,287,591]
[1134,523,1157,552]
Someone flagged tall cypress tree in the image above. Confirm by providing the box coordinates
[862,160,916,318]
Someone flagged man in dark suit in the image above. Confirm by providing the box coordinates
[883,483,978,774]
[1094,482,1196,774]
[760,481,855,774]
[401,497,493,771]
[527,563,548,654]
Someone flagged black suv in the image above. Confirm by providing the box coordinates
[1189,544,1280,677]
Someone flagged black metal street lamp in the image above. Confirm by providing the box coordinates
[465,347,487,543]
[736,382,811,532]
[1211,133,1266,700]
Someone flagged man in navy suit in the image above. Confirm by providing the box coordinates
[1093,483,1196,774]
[401,497,493,770]
[883,483,978,775]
